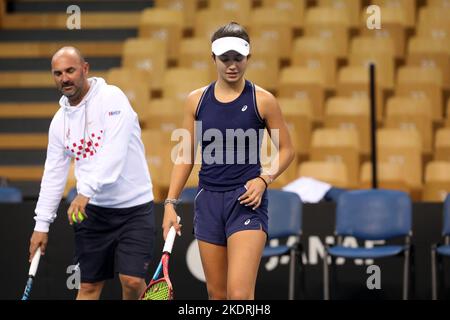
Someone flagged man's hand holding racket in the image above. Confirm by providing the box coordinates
[162,201,182,240]
[29,231,47,263]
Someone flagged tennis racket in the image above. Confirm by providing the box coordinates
[21,247,42,300]
[141,216,180,300]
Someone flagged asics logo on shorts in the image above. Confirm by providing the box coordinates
[241,105,248,112]
[244,219,251,225]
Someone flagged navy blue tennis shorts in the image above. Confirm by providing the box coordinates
[73,201,154,283]
[193,185,268,246]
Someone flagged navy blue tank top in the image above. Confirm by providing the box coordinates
[195,80,266,191]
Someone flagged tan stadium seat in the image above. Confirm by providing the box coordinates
[336,66,385,121]
[194,10,247,41]
[162,68,210,104]
[407,37,450,89]
[278,67,326,121]
[278,98,313,156]
[141,129,176,202]
[422,161,450,202]
[427,0,450,7]
[323,97,371,155]
[317,0,362,28]
[384,96,433,153]
[106,68,150,118]
[435,128,450,161]
[298,161,350,188]
[360,162,409,193]
[141,108,183,133]
[304,7,351,58]
[291,37,338,90]
[209,0,252,24]
[261,0,306,29]
[359,6,408,59]
[154,0,198,29]
[349,37,396,89]
[372,0,416,28]
[418,6,450,31]
[121,38,167,91]
[249,8,294,60]
[138,8,184,61]
[396,66,444,121]
[377,128,423,189]
[178,38,214,82]
[310,128,360,187]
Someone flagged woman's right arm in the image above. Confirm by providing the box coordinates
[162,88,204,239]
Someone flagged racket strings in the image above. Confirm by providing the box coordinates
[142,280,171,300]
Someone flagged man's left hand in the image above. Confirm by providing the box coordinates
[67,194,89,225]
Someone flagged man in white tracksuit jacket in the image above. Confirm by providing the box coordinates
[28,47,154,300]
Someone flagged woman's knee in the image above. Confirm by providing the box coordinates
[207,286,227,300]
[227,287,253,300]
[79,282,103,295]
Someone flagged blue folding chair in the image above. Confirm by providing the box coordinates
[431,194,450,300]
[179,187,197,204]
[323,189,413,300]
[262,189,303,300]
[0,186,23,203]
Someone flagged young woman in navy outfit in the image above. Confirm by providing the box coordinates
[163,22,295,300]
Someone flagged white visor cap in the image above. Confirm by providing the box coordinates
[211,37,250,56]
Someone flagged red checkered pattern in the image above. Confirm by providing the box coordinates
[65,130,103,162]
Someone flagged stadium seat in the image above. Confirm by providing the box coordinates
[278,67,326,121]
[304,7,351,58]
[422,161,450,202]
[372,0,416,28]
[377,128,423,189]
[0,186,23,203]
[396,66,444,121]
[435,128,450,161]
[310,128,360,187]
[317,0,361,28]
[262,189,303,300]
[431,194,450,299]
[360,162,409,193]
[359,6,408,59]
[261,0,306,29]
[249,8,294,59]
[407,37,450,89]
[384,96,433,153]
[278,98,313,156]
[209,0,252,24]
[323,97,370,155]
[323,189,413,300]
[178,37,214,82]
[162,68,210,104]
[298,161,350,188]
[106,68,151,118]
[291,37,338,89]
[121,38,167,91]
[194,9,247,40]
[336,66,385,121]
[138,8,184,60]
[154,0,198,29]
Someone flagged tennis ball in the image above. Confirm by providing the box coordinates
[72,211,85,223]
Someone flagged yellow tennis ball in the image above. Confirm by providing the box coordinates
[72,211,85,223]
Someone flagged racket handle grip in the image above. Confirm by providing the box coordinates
[163,216,181,254]
[29,247,41,277]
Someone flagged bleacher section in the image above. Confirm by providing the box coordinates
[0,0,449,202]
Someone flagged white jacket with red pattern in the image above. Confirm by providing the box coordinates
[34,77,153,232]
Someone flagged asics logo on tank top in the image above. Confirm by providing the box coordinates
[244,219,251,225]
[241,105,248,112]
